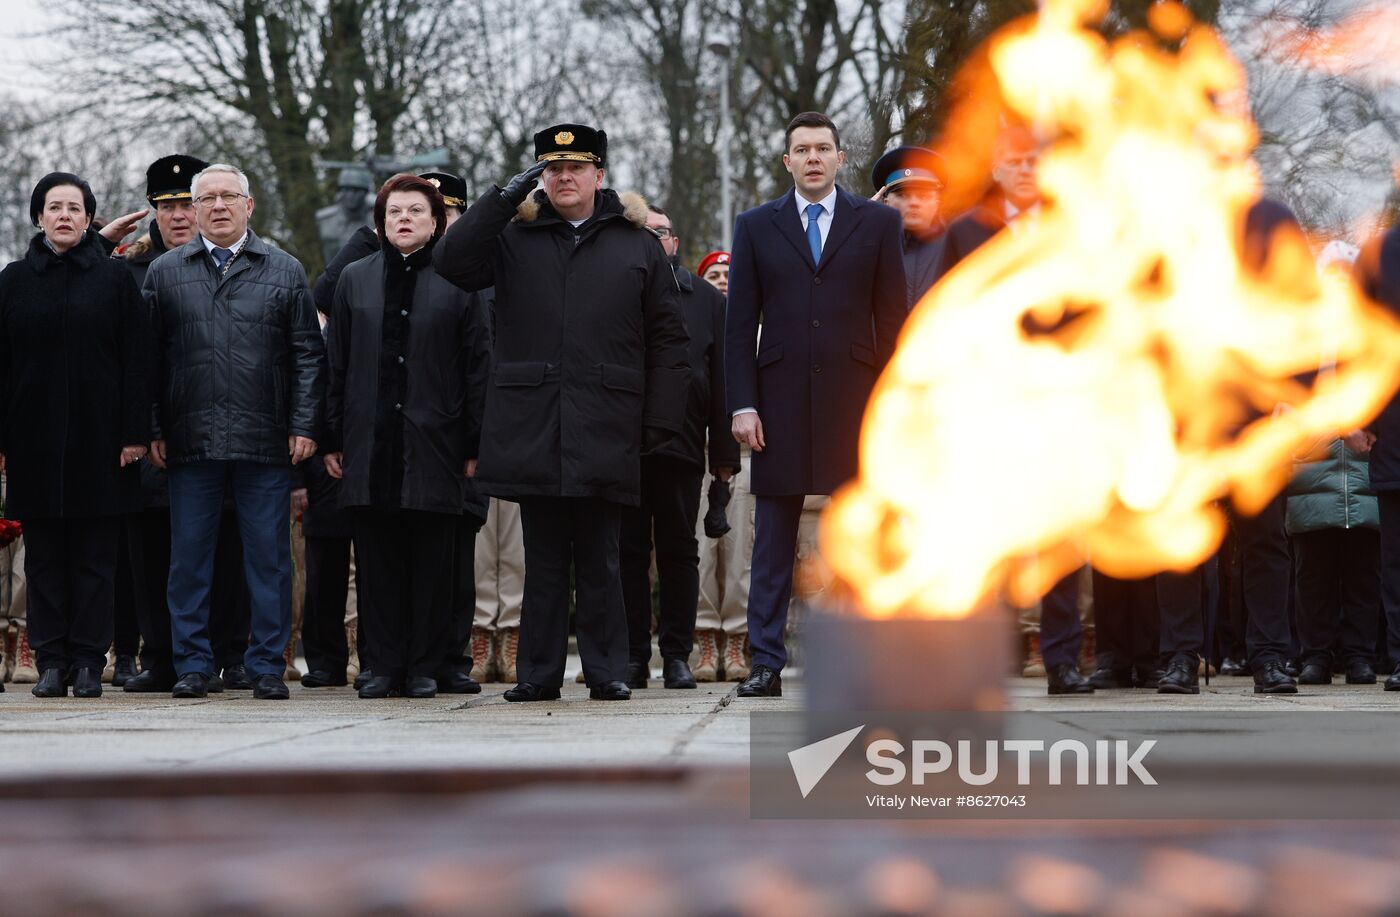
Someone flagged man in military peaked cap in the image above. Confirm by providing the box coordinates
[870,145,948,307]
[434,122,689,703]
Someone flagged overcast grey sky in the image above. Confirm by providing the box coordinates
[0,0,52,100]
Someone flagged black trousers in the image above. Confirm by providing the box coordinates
[128,508,174,678]
[114,522,141,657]
[1091,571,1160,674]
[209,512,251,671]
[445,515,483,674]
[353,509,456,680]
[517,497,628,688]
[1230,494,1294,670]
[1294,527,1380,667]
[1157,558,1217,663]
[302,535,353,676]
[621,457,703,666]
[24,517,120,673]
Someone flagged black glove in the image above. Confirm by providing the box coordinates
[704,477,733,538]
[643,425,674,455]
[499,161,547,207]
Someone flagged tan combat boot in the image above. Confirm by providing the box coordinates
[723,632,751,682]
[2,621,14,682]
[284,629,301,681]
[498,627,519,683]
[471,627,499,682]
[692,630,719,682]
[12,621,38,684]
[1022,634,1047,678]
[345,618,360,683]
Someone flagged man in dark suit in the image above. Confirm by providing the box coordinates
[931,125,1094,697]
[726,111,907,698]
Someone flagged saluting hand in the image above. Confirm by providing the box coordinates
[870,184,890,203]
[499,161,547,207]
[98,208,151,243]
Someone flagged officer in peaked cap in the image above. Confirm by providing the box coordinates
[419,171,469,218]
[870,145,948,307]
[433,121,689,703]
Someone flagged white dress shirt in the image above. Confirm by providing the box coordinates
[202,230,250,262]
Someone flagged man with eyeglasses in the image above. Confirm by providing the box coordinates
[612,206,738,690]
[870,146,949,308]
[143,162,326,701]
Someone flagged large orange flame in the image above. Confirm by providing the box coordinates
[823,0,1400,619]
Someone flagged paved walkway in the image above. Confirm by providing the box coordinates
[1,669,1397,778]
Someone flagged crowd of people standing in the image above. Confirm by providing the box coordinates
[3,107,1400,702]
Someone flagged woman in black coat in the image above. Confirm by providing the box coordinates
[0,172,150,698]
[324,174,490,699]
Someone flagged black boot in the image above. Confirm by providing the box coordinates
[111,656,138,687]
[663,658,696,689]
[1385,664,1400,692]
[72,667,103,699]
[1344,659,1376,685]
[32,668,68,698]
[1254,661,1298,694]
[358,675,400,699]
[1047,663,1094,695]
[1298,661,1331,685]
[624,661,649,689]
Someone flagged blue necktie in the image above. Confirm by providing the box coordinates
[212,246,233,272]
[805,202,824,265]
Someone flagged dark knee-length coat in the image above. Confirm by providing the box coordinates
[724,186,907,496]
[0,230,150,519]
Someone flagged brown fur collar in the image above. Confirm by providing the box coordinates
[515,190,649,228]
[124,233,154,260]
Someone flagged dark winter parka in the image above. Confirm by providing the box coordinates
[1358,226,1400,490]
[117,226,173,507]
[655,264,740,475]
[325,239,491,515]
[0,230,150,519]
[143,230,325,466]
[432,187,690,507]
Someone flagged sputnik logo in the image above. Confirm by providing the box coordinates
[788,725,864,798]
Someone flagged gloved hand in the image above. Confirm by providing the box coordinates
[704,477,732,538]
[499,161,547,207]
[643,425,674,455]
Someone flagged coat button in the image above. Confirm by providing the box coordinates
[397,356,405,364]
[400,309,408,317]
[814,276,823,285]
[813,364,822,374]
[812,319,821,328]
[394,402,403,411]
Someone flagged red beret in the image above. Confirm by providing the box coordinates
[696,250,731,277]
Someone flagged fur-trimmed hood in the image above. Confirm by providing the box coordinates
[515,188,649,228]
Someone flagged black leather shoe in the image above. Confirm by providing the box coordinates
[1386,665,1400,691]
[1134,667,1164,690]
[124,668,177,693]
[737,664,782,697]
[624,661,649,689]
[1283,658,1301,678]
[1218,656,1247,676]
[1088,666,1133,689]
[354,670,373,691]
[503,682,561,702]
[1254,661,1298,694]
[437,669,482,694]
[72,667,103,698]
[300,669,347,688]
[1298,662,1331,685]
[172,672,210,698]
[32,668,68,698]
[112,655,138,687]
[1156,655,1200,694]
[358,675,400,699]
[252,674,289,700]
[1047,663,1093,695]
[589,680,631,700]
[663,658,697,689]
[404,676,437,698]
[222,664,253,690]
[1345,660,1377,685]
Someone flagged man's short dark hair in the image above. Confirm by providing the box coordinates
[647,204,669,218]
[785,112,841,151]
